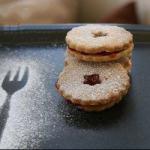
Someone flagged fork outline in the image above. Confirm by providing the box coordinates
[0,67,29,141]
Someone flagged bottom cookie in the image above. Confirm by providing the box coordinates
[56,60,130,112]
[77,92,124,112]
[63,82,128,112]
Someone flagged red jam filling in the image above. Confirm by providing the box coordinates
[69,47,124,56]
[83,74,101,86]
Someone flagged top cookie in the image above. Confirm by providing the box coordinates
[66,25,133,54]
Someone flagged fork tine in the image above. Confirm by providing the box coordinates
[20,67,29,85]
[3,71,11,84]
[13,67,20,81]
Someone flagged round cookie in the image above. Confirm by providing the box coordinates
[65,51,132,73]
[56,62,130,111]
[67,43,133,62]
[66,25,133,53]
[66,25,133,62]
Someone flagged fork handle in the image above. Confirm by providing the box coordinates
[6,94,11,102]
[0,94,12,140]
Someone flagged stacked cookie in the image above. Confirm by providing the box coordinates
[56,25,133,111]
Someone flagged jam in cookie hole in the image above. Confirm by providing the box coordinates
[83,74,101,86]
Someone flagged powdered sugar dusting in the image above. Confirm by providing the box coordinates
[0,44,65,149]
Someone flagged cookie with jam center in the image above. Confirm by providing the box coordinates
[66,25,133,62]
[56,61,130,111]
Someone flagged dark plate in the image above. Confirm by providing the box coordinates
[0,24,150,149]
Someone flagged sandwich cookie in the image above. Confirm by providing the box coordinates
[66,25,133,62]
[65,51,132,73]
[56,62,130,111]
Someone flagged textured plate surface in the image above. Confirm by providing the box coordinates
[0,24,149,149]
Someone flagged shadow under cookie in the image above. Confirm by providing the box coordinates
[56,91,133,129]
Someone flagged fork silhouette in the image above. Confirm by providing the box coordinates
[0,67,29,141]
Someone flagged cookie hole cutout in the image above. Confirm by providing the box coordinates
[92,31,107,38]
[83,74,101,86]
[104,77,108,80]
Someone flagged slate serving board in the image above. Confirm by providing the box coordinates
[0,24,149,149]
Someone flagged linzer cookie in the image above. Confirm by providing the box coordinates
[56,62,130,111]
[65,51,132,73]
[66,25,133,62]
[56,24,133,112]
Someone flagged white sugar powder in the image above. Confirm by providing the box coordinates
[0,46,63,149]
